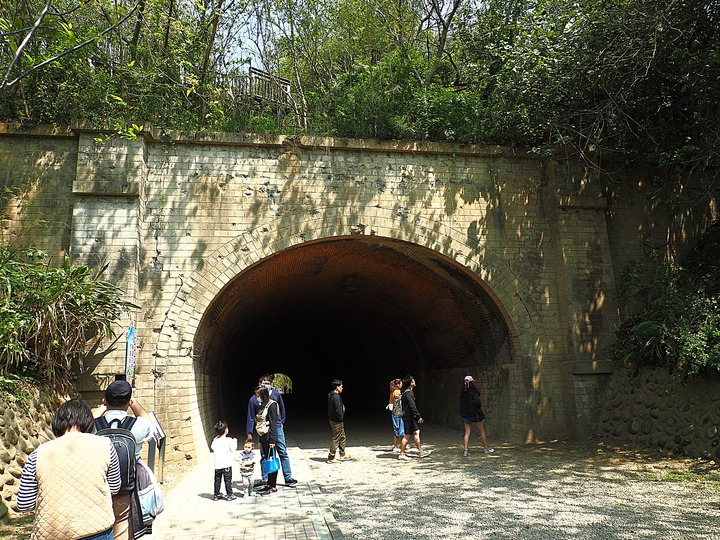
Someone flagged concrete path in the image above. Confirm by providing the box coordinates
[150,445,343,540]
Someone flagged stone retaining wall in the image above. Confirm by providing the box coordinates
[598,365,720,461]
[0,389,66,523]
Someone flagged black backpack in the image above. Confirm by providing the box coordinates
[95,416,138,493]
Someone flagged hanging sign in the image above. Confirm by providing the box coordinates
[125,326,137,386]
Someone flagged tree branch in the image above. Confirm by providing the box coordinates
[1,0,141,94]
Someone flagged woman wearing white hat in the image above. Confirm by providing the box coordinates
[460,375,494,457]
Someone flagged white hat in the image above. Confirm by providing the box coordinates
[464,375,474,383]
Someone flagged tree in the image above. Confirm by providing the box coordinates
[0,0,143,95]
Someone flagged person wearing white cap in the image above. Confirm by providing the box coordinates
[460,375,494,457]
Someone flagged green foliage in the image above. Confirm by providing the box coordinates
[1,0,719,209]
[613,260,720,375]
[0,244,137,385]
[0,373,32,406]
[270,372,293,394]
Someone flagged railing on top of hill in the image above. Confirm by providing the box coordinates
[218,67,292,110]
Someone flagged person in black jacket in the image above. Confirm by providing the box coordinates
[460,375,494,456]
[255,385,280,495]
[398,374,431,460]
[327,379,353,464]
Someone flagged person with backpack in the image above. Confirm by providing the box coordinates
[388,378,405,453]
[253,385,281,496]
[245,374,298,488]
[17,399,121,540]
[398,374,431,461]
[95,379,153,540]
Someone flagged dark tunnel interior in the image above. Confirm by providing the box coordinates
[194,236,513,435]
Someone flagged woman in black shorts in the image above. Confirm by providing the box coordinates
[460,375,494,457]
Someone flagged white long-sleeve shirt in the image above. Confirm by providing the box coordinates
[211,436,238,469]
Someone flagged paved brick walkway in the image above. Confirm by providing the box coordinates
[150,446,343,540]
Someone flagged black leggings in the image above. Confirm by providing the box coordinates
[260,438,278,488]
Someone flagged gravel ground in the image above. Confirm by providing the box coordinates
[292,419,720,540]
[4,418,718,540]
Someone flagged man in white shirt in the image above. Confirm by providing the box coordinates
[96,380,153,540]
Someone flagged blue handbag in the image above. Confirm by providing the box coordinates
[261,447,280,476]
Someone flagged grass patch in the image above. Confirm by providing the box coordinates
[0,513,33,540]
[645,460,720,490]
[656,468,720,487]
[0,374,34,408]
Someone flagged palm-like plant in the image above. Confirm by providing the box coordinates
[0,244,136,385]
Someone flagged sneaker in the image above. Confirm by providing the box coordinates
[392,447,401,453]
[339,454,353,461]
[212,495,224,501]
[259,487,277,496]
[398,453,412,461]
[285,478,299,487]
[255,484,272,493]
[417,450,431,458]
[326,457,341,464]
[225,494,237,501]
[463,449,470,457]
[484,447,495,454]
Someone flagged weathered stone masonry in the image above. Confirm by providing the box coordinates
[1,125,716,466]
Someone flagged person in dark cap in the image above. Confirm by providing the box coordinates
[95,380,153,540]
[460,375,494,456]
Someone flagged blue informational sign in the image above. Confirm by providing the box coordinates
[125,326,137,386]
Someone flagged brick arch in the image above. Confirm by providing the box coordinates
[154,204,542,458]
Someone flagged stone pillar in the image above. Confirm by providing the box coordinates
[545,155,619,437]
[70,131,147,396]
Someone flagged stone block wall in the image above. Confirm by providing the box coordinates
[598,365,720,460]
[0,389,66,523]
[0,128,77,261]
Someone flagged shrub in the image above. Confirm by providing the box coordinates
[613,259,720,375]
[0,245,136,385]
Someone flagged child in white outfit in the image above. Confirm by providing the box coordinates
[211,420,237,501]
[238,440,256,497]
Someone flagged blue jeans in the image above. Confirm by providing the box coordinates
[262,424,293,482]
[81,528,114,540]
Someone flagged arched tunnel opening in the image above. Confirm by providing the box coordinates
[193,236,516,440]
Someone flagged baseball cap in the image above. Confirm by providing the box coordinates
[105,380,132,402]
[464,375,474,383]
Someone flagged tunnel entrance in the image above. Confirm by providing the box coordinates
[194,236,515,436]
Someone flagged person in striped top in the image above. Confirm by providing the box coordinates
[17,399,121,540]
